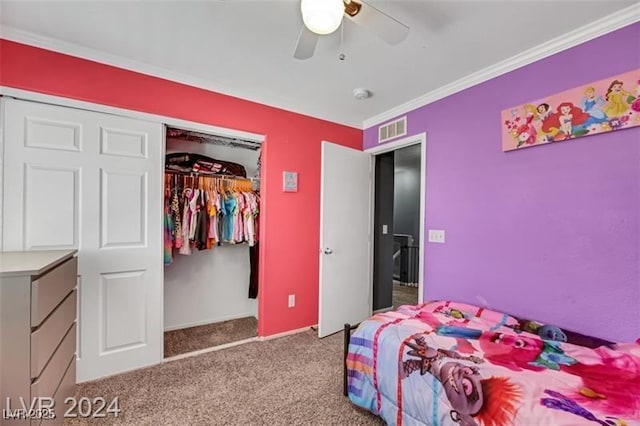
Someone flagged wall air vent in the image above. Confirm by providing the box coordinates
[378,116,407,143]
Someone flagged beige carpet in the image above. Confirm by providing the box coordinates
[164,316,258,358]
[67,330,383,425]
[393,281,418,308]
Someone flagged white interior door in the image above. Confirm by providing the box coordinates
[2,98,163,382]
[319,141,372,338]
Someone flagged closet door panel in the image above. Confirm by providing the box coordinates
[2,99,84,251]
[99,169,147,248]
[100,127,148,159]
[25,116,82,152]
[24,164,80,250]
[100,270,147,353]
[2,98,163,383]
[78,109,163,382]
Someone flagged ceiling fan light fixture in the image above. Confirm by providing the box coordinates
[300,0,345,35]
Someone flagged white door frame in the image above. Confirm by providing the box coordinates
[364,133,427,305]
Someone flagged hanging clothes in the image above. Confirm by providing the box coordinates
[195,190,209,250]
[179,188,193,255]
[171,185,183,249]
[164,171,260,255]
[164,197,174,266]
[248,242,259,299]
[223,193,237,244]
[208,189,221,245]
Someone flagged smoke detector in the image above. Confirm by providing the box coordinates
[353,88,371,100]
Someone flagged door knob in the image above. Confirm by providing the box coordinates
[324,248,333,255]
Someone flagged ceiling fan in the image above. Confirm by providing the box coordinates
[294,0,409,60]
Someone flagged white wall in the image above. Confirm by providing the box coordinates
[0,99,5,248]
[393,167,421,245]
[393,143,421,244]
[163,138,260,331]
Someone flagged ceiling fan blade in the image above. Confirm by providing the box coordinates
[346,1,409,45]
[293,25,319,60]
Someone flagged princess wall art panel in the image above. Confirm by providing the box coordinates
[501,68,640,152]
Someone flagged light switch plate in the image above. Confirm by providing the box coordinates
[382,224,388,235]
[428,229,445,243]
[283,171,298,192]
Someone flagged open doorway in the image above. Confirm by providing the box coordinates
[372,137,425,312]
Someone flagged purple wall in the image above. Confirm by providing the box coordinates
[364,23,640,342]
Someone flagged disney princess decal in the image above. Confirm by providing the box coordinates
[516,116,538,146]
[579,86,608,126]
[535,103,561,142]
[501,68,640,151]
[632,79,640,113]
[504,107,544,147]
[603,80,635,118]
[542,102,590,139]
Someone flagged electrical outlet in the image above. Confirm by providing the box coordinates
[288,294,295,308]
[428,229,445,244]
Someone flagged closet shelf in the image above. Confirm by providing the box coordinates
[166,127,262,151]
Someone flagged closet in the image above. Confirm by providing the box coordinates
[162,127,262,358]
[1,96,265,381]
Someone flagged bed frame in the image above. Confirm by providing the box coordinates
[343,323,359,396]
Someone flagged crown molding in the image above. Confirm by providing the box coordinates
[362,3,640,129]
[2,3,638,133]
[0,25,362,129]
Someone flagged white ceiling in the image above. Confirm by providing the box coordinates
[1,0,637,128]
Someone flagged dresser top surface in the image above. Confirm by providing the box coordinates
[0,250,77,278]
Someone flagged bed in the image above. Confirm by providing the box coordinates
[344,301,640,426]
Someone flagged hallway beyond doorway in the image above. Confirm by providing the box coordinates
[393,281,419,308]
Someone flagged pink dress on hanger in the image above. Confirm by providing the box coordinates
[234,192,245,243]
[243,192,255,246]
[209,191,220,244]
[179,188,193,255]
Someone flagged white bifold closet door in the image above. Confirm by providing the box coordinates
[2,98,163,382]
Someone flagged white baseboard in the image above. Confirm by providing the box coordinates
[163,324,316,363]
[162,337,259,363]
[164,312,256,332]
[259,325,315,341]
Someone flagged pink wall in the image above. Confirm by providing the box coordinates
[0,40,362,337]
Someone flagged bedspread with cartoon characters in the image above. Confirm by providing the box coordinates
[346,301,640,426]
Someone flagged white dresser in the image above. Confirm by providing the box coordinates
[0,250,78,425]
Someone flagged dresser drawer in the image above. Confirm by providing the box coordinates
[31,257,77,327]
[38,357,75,425]
[31,290,77,379]
[31,323,76,401]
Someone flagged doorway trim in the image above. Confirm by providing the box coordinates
[365,132,427,305]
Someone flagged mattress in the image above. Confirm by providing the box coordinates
[346,301,640,426]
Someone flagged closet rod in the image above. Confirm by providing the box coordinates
[164,169,260,181]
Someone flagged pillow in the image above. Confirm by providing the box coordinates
[423,300,520,329]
